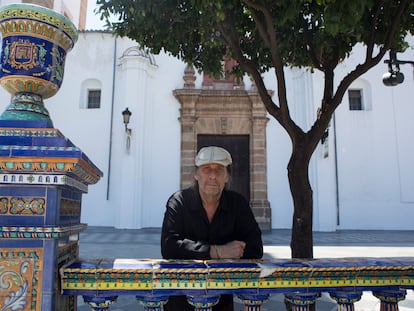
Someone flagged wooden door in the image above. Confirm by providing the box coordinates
[197,135,250,201]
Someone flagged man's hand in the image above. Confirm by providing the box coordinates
[210,241,246,259]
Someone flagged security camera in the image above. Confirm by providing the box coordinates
[383,49,413,86]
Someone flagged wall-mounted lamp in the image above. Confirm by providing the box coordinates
[122,108,132,152]
[122,108,132,136]
[382,50,414,86]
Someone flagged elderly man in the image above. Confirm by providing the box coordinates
[161,146,263,311]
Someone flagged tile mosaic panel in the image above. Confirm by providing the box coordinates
[62,259,155,293]
[0,196,45,216]
[0,4,77,50]
[153,260,207,291]
[0,127,61,138]
[0,158,100,185]
[58,241,79,267]
[0,248,43,311]
[60,198,81,217]
[61,257,414,298]
[0,173,88,192]
[0,223,87,239]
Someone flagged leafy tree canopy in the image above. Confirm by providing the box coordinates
[97,0,413,258]
[97,0,413,79]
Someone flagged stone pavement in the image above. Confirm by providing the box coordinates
[77,227,414,310]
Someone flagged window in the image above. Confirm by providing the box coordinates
[87,89,101,109]
[348,89,363,111]
[81,79,102,109]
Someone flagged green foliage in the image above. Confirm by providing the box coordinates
[96,0,413,77]
[96,0,413,258]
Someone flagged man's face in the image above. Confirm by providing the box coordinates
[195,163,229,198]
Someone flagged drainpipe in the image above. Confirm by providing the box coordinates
[333,113,340,226]
[106,35,117,199]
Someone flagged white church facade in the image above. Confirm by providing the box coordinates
[0,30,413,231]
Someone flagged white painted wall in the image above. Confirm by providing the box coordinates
[0,28,413,231]
[316,42,414,230]
[49,32,185,228]
[332,43,414,229]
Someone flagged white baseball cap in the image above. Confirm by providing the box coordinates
[195,146,232,167]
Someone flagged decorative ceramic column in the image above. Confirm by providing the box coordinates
[285,293,320,311]
[238,294,270,311]
[136,295,169,311]
[187,295,220,311]
[0,4,102,311]
[373,290,407,311]
[82,296,118,311]
[330,291,362,311]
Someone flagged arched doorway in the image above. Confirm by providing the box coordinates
[173,64,272,230]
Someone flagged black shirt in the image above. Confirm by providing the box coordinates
[161,186,263,260]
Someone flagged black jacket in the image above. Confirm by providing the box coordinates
[161,186,263,260]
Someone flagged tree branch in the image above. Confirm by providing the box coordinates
[241,1,296,130]
[365,0,385,58]
[215,23,278,119]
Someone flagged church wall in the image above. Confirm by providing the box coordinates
[0,30,413,231]
[319,41,414,230]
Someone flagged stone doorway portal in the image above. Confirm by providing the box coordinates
[198,134,250,202]
[173,64,271,230]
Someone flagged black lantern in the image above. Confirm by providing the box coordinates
[122,108,132,134]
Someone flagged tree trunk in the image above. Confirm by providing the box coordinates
[288,146,314,259]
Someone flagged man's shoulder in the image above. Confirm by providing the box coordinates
[173,187,197,198]
[168,187,199,207]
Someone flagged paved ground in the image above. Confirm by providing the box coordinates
[77,227,414,310]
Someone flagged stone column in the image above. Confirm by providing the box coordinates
[248,91,271,230]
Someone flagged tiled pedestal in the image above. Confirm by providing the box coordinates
[0,120,102,310]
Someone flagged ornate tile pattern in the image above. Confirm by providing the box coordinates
[0,5,77,51]
[0,196,45,216]
[0,248,43,311]
[0,174,88,192]
[0,4,102,310]
[61,258,414,297]
[0,224,87,239]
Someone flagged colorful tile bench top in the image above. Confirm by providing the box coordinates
[61,257,414,296]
